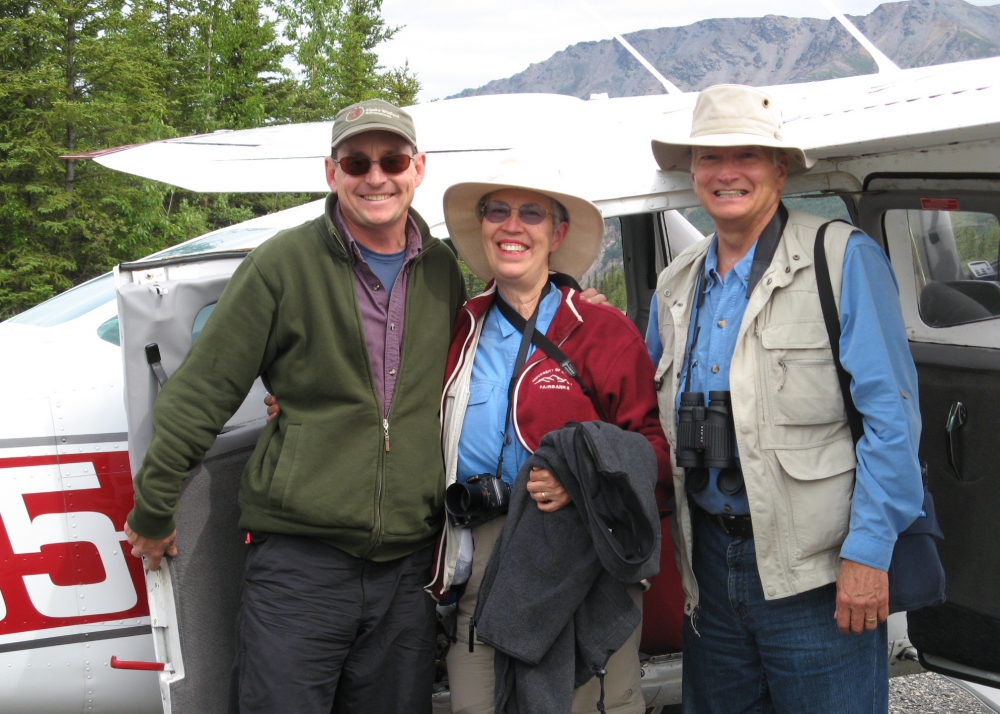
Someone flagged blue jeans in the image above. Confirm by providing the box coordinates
[682,506,888,714]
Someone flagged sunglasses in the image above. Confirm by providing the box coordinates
[478,200,553,226]
[332,154,415,176]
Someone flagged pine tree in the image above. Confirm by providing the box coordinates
[332,0,418,109]
[0,0,170,316]
[276,0,421,119]
[0,0,422,317]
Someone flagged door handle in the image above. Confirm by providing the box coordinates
[945,401,967,481]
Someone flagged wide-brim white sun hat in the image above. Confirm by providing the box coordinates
[443,158,605,282]
[651,84,816,176]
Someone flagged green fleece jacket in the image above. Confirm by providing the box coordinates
[127,194,466,561]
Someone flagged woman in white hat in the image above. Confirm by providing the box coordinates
[430,170,673,714]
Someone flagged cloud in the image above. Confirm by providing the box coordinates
[378,0,1000,101]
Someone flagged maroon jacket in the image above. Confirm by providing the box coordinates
[443,282,672,503]
[427,283,672,600]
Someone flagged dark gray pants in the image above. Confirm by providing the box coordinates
[229,534,436,714]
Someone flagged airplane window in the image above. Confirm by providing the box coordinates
[582,218,627,313]
[7,273,115,327]
[783,196,852,224]
[97,315,120,346]
[681,196,853,237]
[192,303,217,343]
[890,209,1000,328]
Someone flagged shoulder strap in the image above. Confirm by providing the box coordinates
[814,221,864,446]
[494,291,609,423]
[548,271,583,292]
[746,202,789,297]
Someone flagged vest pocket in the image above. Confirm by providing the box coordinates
[761,321,844,426]
[774,439,856,563]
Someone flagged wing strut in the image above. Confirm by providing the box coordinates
[581,1,684,95]
[820,0,901,74]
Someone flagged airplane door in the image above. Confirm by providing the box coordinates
[860,176,1000,689]
[116,251,269,714]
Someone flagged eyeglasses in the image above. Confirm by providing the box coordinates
[478,200,553,226]
[332,154,415,176]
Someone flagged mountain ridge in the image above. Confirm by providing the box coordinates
[449,0,1000,99]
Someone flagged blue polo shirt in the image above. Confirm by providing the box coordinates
[457,286,562,485]
[646,232,922,571]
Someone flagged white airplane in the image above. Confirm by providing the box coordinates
[3,7,1000,713]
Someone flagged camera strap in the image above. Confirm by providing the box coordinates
[681,203,789,394]
[682,272,708,394]
[494,284,609,424]
[746,202,789,297]
[492,284,547,480]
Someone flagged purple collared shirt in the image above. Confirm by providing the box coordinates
[332,203,422,418]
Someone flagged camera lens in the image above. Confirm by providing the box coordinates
[444,476,512,528]
[445,481,485,517]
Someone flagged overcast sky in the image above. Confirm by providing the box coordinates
[378,0,1000,101]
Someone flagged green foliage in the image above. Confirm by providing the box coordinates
[459,257,486,297]
[953,213,1000,267]
[0,0,419,317]
[596,267,627,313]
[274,0,420,120]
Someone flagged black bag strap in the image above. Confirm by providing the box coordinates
[493,285,609,423]
[814,220,864,445]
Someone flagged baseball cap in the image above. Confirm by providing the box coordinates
[330,99,417,150]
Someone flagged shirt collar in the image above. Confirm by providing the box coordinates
[493,282,559,338]
[332,202,422,264]
[704,236,757,290]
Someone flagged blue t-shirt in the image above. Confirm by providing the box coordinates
[356,242,406,297]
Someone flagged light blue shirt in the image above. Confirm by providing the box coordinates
[646,233,922,571]
[457,285,562,485]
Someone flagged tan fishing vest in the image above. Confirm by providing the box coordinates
[654,209,857,613]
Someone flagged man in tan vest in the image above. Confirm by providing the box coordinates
[645,84,923,712]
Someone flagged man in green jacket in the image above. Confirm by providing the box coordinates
[124,99,466,714]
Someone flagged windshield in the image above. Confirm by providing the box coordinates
[7,273,115,327]
[149,226,281,259]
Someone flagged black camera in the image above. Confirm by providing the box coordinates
[676,390,743,495]
[444,474,511,528]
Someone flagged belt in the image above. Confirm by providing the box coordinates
[691,500,753,539]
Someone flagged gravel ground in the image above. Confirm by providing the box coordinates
[891,673,994,713]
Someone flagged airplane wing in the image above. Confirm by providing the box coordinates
[83,57,1000,229]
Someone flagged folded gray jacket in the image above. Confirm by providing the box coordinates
[473,421,661,714]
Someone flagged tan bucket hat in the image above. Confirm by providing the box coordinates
[651,84,815,175]
[443,159,605,282]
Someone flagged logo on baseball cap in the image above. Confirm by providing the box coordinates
[331,99,417,149]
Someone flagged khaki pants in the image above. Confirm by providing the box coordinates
[447,517,645,714]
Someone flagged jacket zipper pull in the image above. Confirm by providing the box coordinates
[383,418,390,452]
[468,617,476,653]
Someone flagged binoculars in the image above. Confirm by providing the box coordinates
[676,390,744,496]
